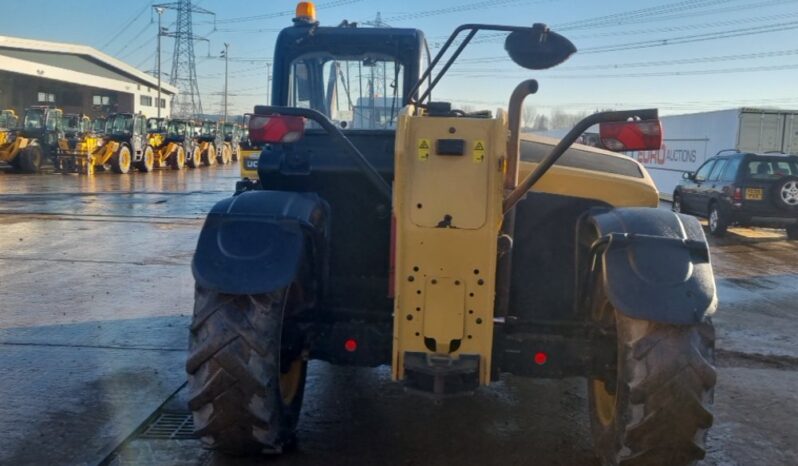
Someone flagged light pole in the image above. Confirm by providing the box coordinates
[221,43,229,123]
[155,6,165,119]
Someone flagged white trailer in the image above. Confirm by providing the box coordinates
[627,108,798,198]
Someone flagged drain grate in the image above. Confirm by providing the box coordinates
[138,411,197,440]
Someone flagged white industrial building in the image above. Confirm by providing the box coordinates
[0,35,177,118]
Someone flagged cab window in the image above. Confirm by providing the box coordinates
[694,160,715,182]
[721,157,742,181]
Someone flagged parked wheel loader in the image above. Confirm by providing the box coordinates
[81,113,154,174]
[195,120,218,166]
[54,114,102,174]
[220,121,242,163]
[188,7,718,466]
[147,117,185,170]
[0,106,63,172]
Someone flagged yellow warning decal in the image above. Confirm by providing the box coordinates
[473,140,486,162]
[417,138,430,160]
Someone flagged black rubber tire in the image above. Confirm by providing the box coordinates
[588,276,716,466]
[786,225,798,241]
[18,146,43,173]
[187,146,201,169]
[186,287,307,455]
[708,202,727,237]
[170,146,186,170]
[202,143,216,166]
[136,146,155,172]
[217,144,232,165]
[232,146,239,162]
[672,193,682,214]
[771,176,798,212]
[111,145,132,174]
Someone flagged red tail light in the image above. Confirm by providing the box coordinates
[733,186,743,203]
[248,114,305,144]
[344,338,358,352]
[534,351,548,365]
[599,119,663,152]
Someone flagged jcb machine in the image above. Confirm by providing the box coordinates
[54,114,101,174]
[148,117,186,170]
[189,6,718,466]
[75,113,154,174]
[238,116,263,180]
[0,106,63,172]
[215,121,239,165]
[166,119,202,168]
[195,120,218,166]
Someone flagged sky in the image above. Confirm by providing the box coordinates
[2,0,798,117]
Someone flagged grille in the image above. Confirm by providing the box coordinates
[137,411,196,440]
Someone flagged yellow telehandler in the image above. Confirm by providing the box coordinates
[0,106,63,172]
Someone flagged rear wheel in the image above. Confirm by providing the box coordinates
[18,146,43,173]
[136,146,155,172]
[588,276,716,466]
[708,203,727,236]
[218,144,232,165]
[187,287,307,455]
[202,143,216,166]
[170,146,186,170]
[111,145,132,174]
[187,146,202,169]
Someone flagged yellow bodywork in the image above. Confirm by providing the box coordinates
[392,108,507,385]
[240,149,261,179]
[0,135,29,164]
[56,136,111,174]
[391,108,658,387]
[153,141,181,168]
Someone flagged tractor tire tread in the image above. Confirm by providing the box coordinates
[614,315,716,466]
[187,287,287,455]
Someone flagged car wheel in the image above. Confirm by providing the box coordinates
[708,203,727,236]
[672,193,682,213]
[773,177,798,211]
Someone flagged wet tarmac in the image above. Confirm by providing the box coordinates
[0,165,796,466]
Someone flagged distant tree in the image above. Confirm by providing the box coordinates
[522,105,537,129]
[533,114,549,131]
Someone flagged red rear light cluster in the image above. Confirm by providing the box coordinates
[599,119,663,152]
[732,187,743,203]
[248,114,305,144]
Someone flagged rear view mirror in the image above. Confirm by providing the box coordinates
[599,119,663,152]
[248,114,305,144]
[505,23,576,70]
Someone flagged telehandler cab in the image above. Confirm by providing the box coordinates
[189,7,717,466]
[0,106,63,172]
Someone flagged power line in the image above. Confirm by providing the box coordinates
[456,63,798,79]
[100,1,152,50]
[384,0,552,22]
[212,0,362,25]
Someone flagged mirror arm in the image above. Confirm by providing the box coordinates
[415,28,478,104]
[252,106,392,201]
[503,108,658,214]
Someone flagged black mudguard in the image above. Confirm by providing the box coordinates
[579,207,717,325]
[192,190,329,295]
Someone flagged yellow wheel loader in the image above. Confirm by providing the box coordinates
[220,122,242,164]
[189,8,718,466]
[195,120,218,166]
[164,119,199,169]
[0,106,63,173]
[82,113,153,175]
[54,114,102,174]
[147,117,183,170]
